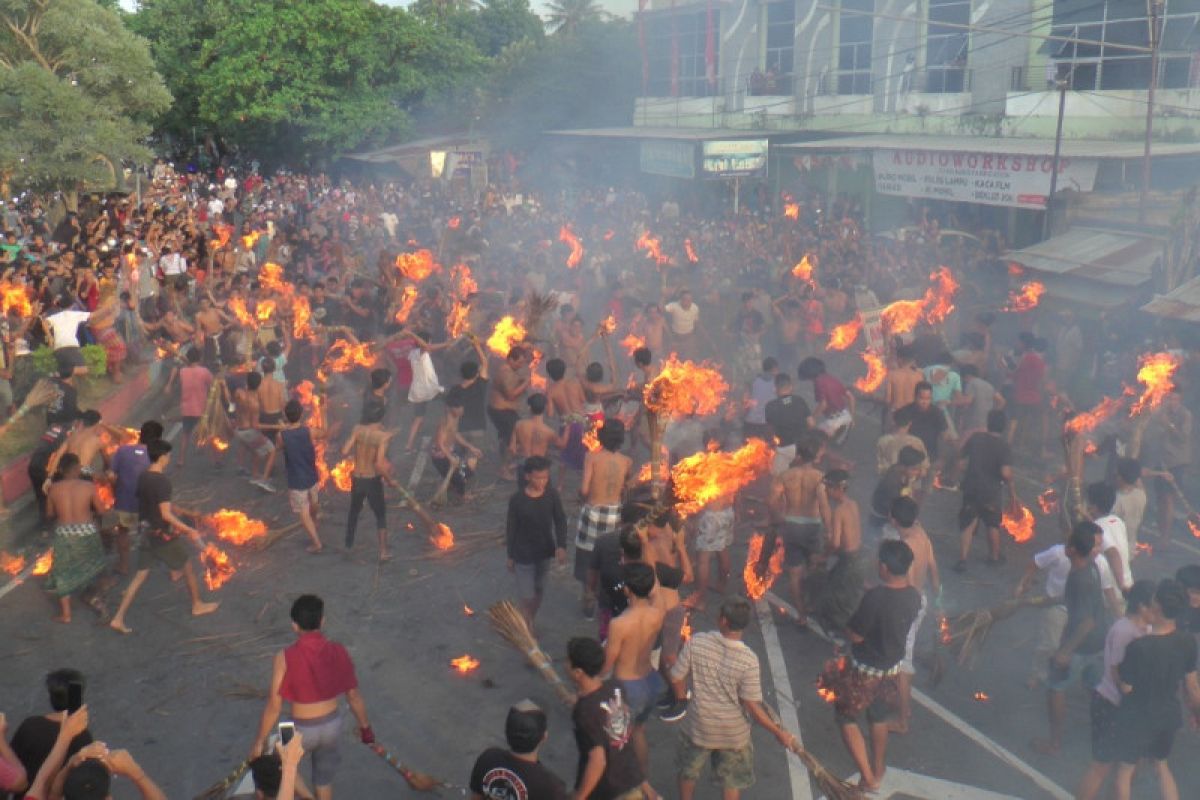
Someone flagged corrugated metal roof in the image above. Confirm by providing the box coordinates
[1037,272,1142,310]
[345,134,485,163]
[775,135,1200,159]
[1007,227,1163,287]
[547,127,796,141]
[1142,275,1200,321]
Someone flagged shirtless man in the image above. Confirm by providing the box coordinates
[639,305,666,356]
[488,346,529,481]
[814,470,865,636]
[342,402,399,561]
[603,562,666,784]
[546,357,589,473]
[641,509,692,681]
[577,420,632,618]
[884,495,940,734]
[45,453,108,623]
[883,345,923,425]
[234,372,277,490]
[62,410,109,478]
[618,347,657,457]
[256,356,287,450]
[511,393,566,485]
[770,435,831,626]
[193,294,230,367]
[431,391,482,503]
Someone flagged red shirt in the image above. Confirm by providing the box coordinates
[1012,351,1046,406]
[280,631,358,703]
[814,373,849,414]
[179,365,213,418]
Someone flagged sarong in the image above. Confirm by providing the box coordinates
[560,414,587,472]
[819,656,900,720]
[574,503,621,581]
[93,326,126,373]
[816,549,867,631]
[45,522,107,597]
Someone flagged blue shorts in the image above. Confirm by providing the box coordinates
[1046,652,1102,693]
[619,671,667,724]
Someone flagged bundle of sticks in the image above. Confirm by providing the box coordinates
[190,759,249,800]
[194,379,232,447]
[944,594,1052,667]
[392,482,451,547]
[762,704,863,799]
[365,741,443,792]
[487,600,576,706]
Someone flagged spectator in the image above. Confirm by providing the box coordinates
[8,670,94,788]
[468,701,567,799]
[566,637,646,800]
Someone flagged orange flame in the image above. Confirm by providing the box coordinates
[0,282,33,317]
[683,239,699,263]
[1008,262,1025,278]
[680,612,693,642]
[939,614,952,644]
[635,231,670,266]
[620,333,646,356]
[228,297,257,328]
[791,255,815,284]
[255,299,276,323]
[450,263,478,299]
[854,351,886,393]
[881,267,959,332]
[292,295,315,339]
[1189,519,1200,539]
[393,285,419,324]
[210,437,230,452]
[743,532,785,600]
[395,250,439,283]
[528,348,547,392]
[486,315,527,357]
[212,223,233,250]
[463,604,475,616]
[1038,489,1059,515]
[1066,395,1126,436]
[826,316,863,351]
[205,509,268,546]
[1136,542,1154,556]
[95,483,115,511]
[1003,502,1036,543]
[636,460,669,484]
[1130,352,1179,416]
[973,691,991,702]
[1005,281,1046,313]
[783,202,800,220]
[671,438,774,517]
[582,426,601,453]
[0,552,26,576]
[200,542,235,590]
[432,523,455,551]
[241,231,262,251]
[32,551,52,576]
[259,262,294,296]
[447,216,461,230]
[559,225,584,268]
[450,654,479,673]
[447,301,471,339]
[881,297,925,335]
[599,315,617,336]
[322,339,374,374]
[643,355,729,417]
[331,459,354,492]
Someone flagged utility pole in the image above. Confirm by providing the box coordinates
[1140,0,1164,223]
[1044,73,1069,238]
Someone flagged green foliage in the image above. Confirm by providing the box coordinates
[29,345,107,377]
[544,0,607,36]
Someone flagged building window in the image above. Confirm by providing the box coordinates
[646,11,720,97]
[1049,0,1199,91]
[837,0,874,94]
[926,0,970,92]
[761,1,795,94]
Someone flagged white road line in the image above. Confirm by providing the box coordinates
[165,421,182,443]
[407,435,430,490]
[911,688,1072,800]
[754,598,814,800]
[0,566,32,601]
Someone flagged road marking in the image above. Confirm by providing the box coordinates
[407,436,430,489]
[0,563,34,602]
[822,767,1023,800]
[754,598,814,800]
[165,421,182,443]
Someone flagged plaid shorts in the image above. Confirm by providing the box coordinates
[575,503,620,581]
[676,734,755,790]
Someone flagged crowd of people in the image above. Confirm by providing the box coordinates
[1,158,1200,799]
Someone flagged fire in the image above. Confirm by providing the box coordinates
[826,316,862,351]
[463,604,475,616]
[450,654,479,673]
[447,216,461,230]
[0,552,26,576]
[447,301,471,339]
[620,333,646,356]
[683,238,699,263]
[205,509,268,546]
[450,263,477,299]
[939,614,952,644]
[528,349,547,392]
[881,297,925,335]
[1188,518,1200,539]
[817,686,837,703]
[395,250,439,283]
[212,223,233,250]
[431,523,455,551]
[294,381,330,488]
[241,231,262,251]
[331,459,354,492]
[255,299,276,323]
[680,612,692,642]
[923,266,958,324]
[96,483,115,510]
[791,255,815,284]
[671,438,774,517]
[1066,395,1126,436]
[486,315,527,357]
[635,231,670,266]
[211,437,230,452]
[973,691,991,702]
[643,355,729,417]
[854,351,886,393]
[1038,489,1060,515]
[292,295,315,339]
[603,229,615,241]
[1130,352,1179,416]
[783,202,800,220]
[1005,281,1046,313]
[599,315,617,336]
[1003,502,1036,543]
[259,262,293,296]
[32,552,52,576]
[743,532,785,600]
[636,460,669,484]
[559,225,584,268]
[393,284,419,324]
[0,282,33,317]
[1008,262,1025,278]
[228,297,257,328]
[200,542,235,590]
[582,426,601,452]
[1136,542,1154,556]
[322,339,374,374]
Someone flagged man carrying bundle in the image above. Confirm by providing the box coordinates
[576,420,631,620]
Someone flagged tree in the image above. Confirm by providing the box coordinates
[0,0,171,198]
[544,0,606,36]
[411,0,543,58]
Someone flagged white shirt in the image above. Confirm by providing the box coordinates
[207,197,224,217]
[45,310,91,349]
[159,252,187,277]
[1095,514,1132,590]
[1033,543,1115,596]
[664,301,700,335]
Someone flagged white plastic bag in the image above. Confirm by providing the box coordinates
[408,349,442,403]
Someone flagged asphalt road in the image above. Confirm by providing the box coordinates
[2,378,1199,799]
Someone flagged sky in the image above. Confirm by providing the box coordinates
[119,0,638,19]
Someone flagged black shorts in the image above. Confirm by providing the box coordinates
[411,400,430,418]
[780,522,822,568]
[958,492,1003,530]
[1119,723,1177,764]
[1090,692,1121,764]
[181,416,200,434]
[259,411,283,443]
[488,407,519,447]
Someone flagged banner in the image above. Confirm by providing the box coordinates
[640,140,696,179]
[872,149,1100,209]
[701,139,768,179]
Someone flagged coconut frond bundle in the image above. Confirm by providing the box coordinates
[194,379,232,446]
[366,741,443,792]
[391,482,445,543]
[948,595,1051,667]
[191,759,249,800]
[1,378,57,429]
[762,705,863,799]
[429,455,460,508]
[522,290,559,340]
[488,600,576,706]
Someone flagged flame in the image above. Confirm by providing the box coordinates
[826,316,863,351]
[817,686,838,703]
[32,551,52,576]
[450,263,477,299]
[205,509,268,546]
[881,297,925,335]
[1187,518,1200,539]
[241,231,262,251]
[783,202,800,220]
[294,381,330,488]
[599,315,617,336]
[1130,352,1179,416]
[791,255,815,284]
[0,282,33,317]
[939,614,952,645]
[1003,503,1036,543]
[255,299,276,323]
[973,691,991,702]
[447,216,461,230]
[1066,395,1126,436]
[881,267,959,332]
[228,297,257,328]
[636,460,670,484]
[1008,262,1025,278]
[671,438,773,517]
[322,339,374,375]
[1037,489,1060,515]
[603,230,615,241]
[211,437,229,452]
[620,333,646,356]
[643,355,729,418]
[582,426,601,452]
[450,654,479,673]
[854,351,886,393]
[635,231,670,266]
[200,543,235,590]
[395,250,439,283]
[463,604,475,616]
[0,552,26,575]
[331,459,354,492]
[447,301,471,339]
[743,532,785,600]
[212,223,233,250]
[432,523,455,551]
[1005,281,1046,313]
[96,483,115,510]
[528,349,547,392]
[393,284,419,324]
[259,262,294,296]
[486,315,527,357]
[684,238,699,263]
[559,225,584,268]
[680,612,692,642]
[1084,441,1098,456]
[292,295,315,339]
[1136,542,1154,556]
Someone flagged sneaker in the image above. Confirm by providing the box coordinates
[656,692,675,711]
[251,479,276,493]
[952,559,968,573]
[659,700,688,722]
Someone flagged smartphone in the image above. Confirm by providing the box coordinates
[278,721,295,746]
[67,680,84,713]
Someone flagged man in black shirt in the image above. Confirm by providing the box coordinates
[27,422,68,524]
[868,446,924,532]
[506,456,567,632]
[1034,522,1106,755]
[764,373,812,475]
[454,336,490,450]
[898,381,947,468]
[108,440,219,635]
[44,363,79,427]
[7,668,94,790]
[469,700,567,800]
[954,410,1013,572]
[567,637,645,800]
[834,540,921,793]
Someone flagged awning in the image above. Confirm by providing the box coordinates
[1008,226,1165,309]
[1142,275,1200,322]
[547,126,803,142]
[344,134,485,164]
[775,135,1200,160]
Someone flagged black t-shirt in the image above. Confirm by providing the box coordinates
[959,431,1011,501]
[469,747,567,800]
[28,425,68,473]
[10,716,93,791]
[1117,629,1198,731]
[764,394,811,448]
[870,465,909,519]
[848,585,922,670]
[572,681,643,799]
[900,401,947,458]
[458,377,489,432]
[589,532,627,614]
[45,377,79,426]
[505,489,568,564]
[1063,563,1107,656]
[137,470,173,532]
